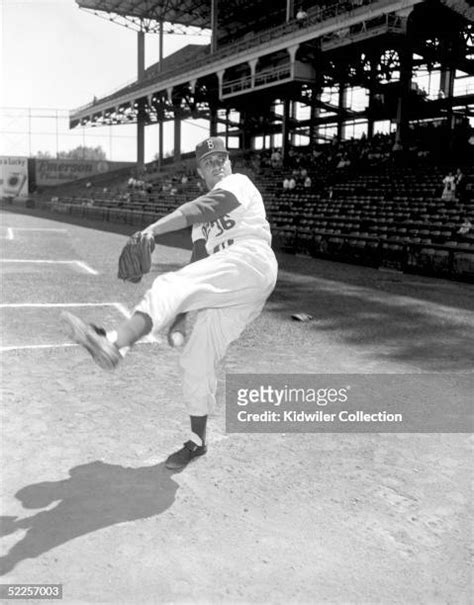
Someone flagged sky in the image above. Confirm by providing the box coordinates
[0,0,211,161]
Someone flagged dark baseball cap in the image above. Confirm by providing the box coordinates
[195,137,229,163]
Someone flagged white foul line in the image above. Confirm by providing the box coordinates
[0,302,123,308]
[1,343,77,352]
[9,228,68,232]
[74,261,99,275]
[4,227,67,240]
[0,259,98,274]
[0,341,154,353]
[113,303,131,318]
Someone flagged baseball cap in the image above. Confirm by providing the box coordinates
[195,137,229,163]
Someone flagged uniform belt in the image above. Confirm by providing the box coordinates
[213,239,234,254]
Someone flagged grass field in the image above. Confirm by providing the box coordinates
[0,207,472,604]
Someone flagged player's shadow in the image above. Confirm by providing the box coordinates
[0,460,179,576]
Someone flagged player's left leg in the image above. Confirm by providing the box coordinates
[62,241,276,370]
[135,240,277,338]
[165,301,266,471]
[61,310,152,370]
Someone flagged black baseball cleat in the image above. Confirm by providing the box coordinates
[60,311,122,370]
[165,440,207,471]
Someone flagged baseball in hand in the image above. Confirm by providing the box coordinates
[170,331,185,347]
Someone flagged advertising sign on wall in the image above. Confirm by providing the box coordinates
[35,159,133,186]
[0,156,29,198]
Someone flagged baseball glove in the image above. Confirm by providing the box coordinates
[117,231,155,283]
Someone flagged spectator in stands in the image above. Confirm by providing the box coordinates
[303,175,312,189]
[457,216,472,236]
[455,168,466,204]
[441,171,456,202]
[296,6,308,25]
[417,149,430,160]
[271,148,282,168]
[287,148,297,166]
[337,27,350,38]
[283,177,291,190]
[337,154,351,169]
[391,140,404,166]
[288,177,297,190]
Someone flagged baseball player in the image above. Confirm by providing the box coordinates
[62,136,278,471]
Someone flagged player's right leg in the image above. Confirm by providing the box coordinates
[165,301,266,471]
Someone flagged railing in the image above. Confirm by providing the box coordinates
[72,79,140,115]
[320,13,403,49]
[222,65,293,96]
[255,65,292,86]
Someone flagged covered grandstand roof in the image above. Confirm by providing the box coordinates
[75,0,211,30]
[144,43,209,78]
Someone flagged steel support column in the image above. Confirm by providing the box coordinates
[174,109,181,162]
[211,0,218,53]
[210,104,218,136]
[309,88,321,146]
[439,36,456,153]
[157,21,164,170]
[337,83,347,141]
[367,52,380,139]
[394,41,412,152]
[286,0,295,21]
[282,98,291,163]
[136,28,146,170]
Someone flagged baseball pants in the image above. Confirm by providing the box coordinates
[134,239,278,415]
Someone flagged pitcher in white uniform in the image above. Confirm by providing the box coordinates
[62,136,278,471]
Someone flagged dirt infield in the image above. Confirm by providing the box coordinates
[0,209,472,604]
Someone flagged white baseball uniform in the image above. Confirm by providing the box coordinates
[134,172,278,415]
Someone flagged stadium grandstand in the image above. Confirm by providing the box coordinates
[6,0,474,281]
